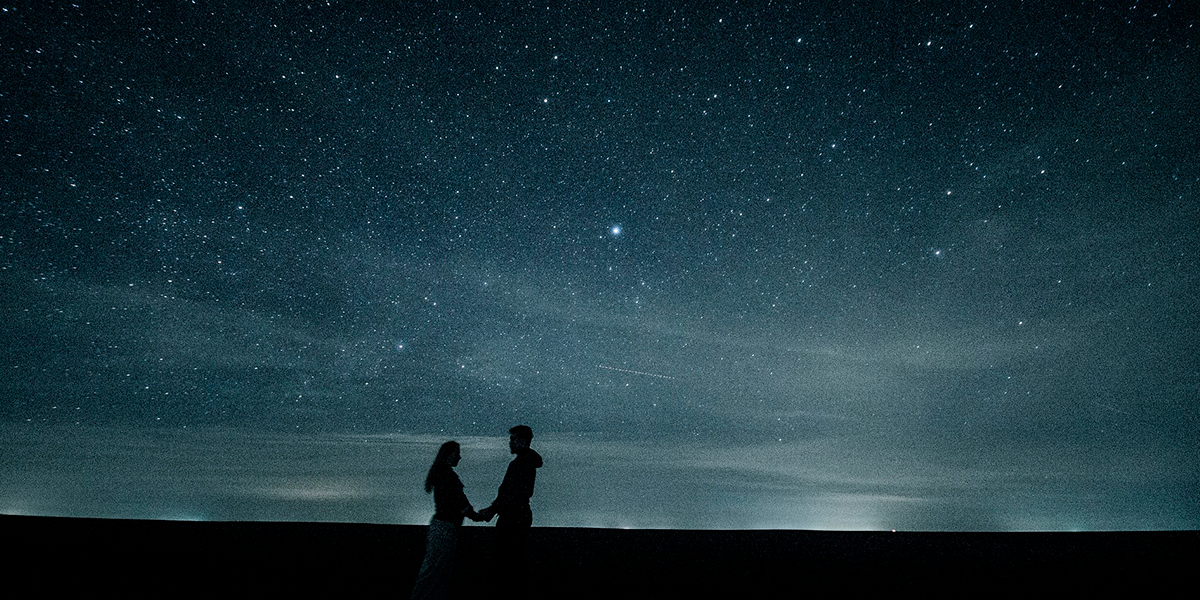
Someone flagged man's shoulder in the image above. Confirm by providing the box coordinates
[516,448,543,469]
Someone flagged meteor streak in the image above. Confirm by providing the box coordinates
[597,364,676,380]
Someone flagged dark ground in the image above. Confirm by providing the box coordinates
[4,515,1194,595]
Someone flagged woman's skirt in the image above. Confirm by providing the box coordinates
[410,518,459,600]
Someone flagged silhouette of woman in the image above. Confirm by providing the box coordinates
[411,441,481,600]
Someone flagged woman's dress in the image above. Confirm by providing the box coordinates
[410,467,473,600]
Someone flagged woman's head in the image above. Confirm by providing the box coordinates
[435,441,461,467]
[425,441,460,493]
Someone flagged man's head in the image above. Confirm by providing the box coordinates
[509,424,533,453]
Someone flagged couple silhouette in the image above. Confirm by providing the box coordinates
[410,425,543,600]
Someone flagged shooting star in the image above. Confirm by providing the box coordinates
[597,364,677,380]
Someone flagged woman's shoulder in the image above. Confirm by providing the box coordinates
[431,466,463,488]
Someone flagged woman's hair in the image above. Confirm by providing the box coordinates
[424,440,460,493]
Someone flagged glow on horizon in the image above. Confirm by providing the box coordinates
[2,426,1195,531]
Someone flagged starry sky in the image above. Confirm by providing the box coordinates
[1,1,1197,530]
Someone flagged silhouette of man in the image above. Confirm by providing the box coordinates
[479,425,542,578]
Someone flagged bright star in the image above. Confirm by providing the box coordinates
[610,225,622,237]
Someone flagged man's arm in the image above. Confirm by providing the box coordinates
[483,459,533,518]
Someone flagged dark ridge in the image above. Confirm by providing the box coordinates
[4,515,1193,595]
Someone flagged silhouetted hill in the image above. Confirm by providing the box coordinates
[3,515,1193,595]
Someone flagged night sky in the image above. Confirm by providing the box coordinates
[2,1,1197,530]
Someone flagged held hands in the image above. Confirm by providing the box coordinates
[464,507,494,522]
